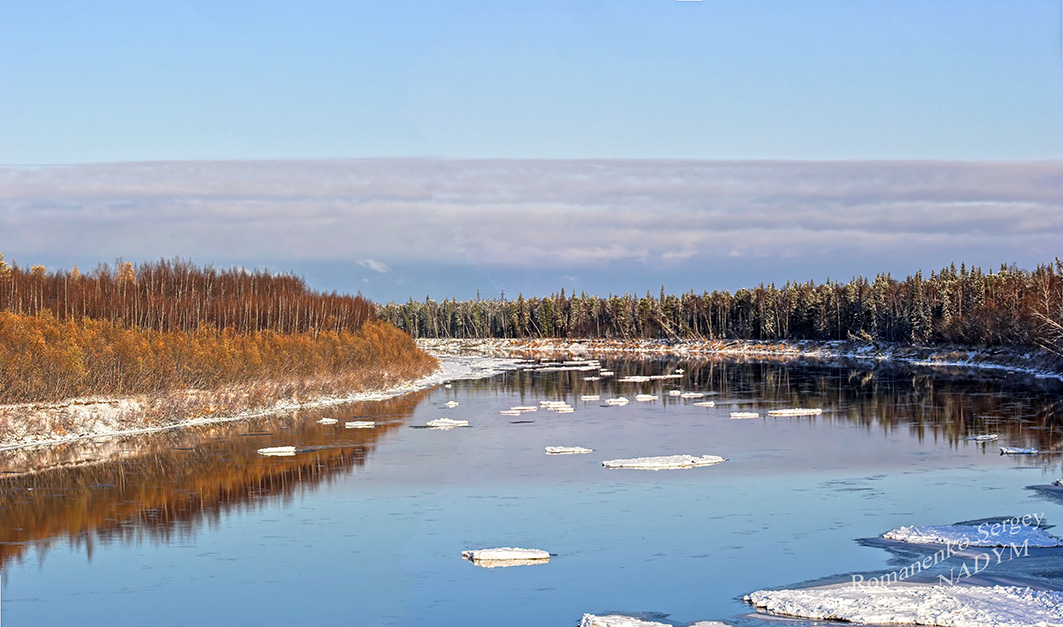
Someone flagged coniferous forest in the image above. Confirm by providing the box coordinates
[379,261,1063,364]
[0,255,437,405]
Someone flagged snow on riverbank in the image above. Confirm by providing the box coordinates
[745,583,1063,626]
[882,522,1062,548]
[0,351,522,453]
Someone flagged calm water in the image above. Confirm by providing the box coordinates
[2,356,1062,626]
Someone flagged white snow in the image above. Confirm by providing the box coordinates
[345,420,375,428]
[604,397,630,406]
[581,395,600,401]
[680,392,705,399]
[745,583,1063,627]
[257,446,296,456]
[317,418,338,425]
[426,418,468,429]
[578,615,671,627]
[445,401,459,408]
[602,454,725,470]
[768,408,823,416]
[1001,447,1041,455]
[499,410,522,416]
[635,394,659,402]
[882,523,1062,547]
[545,446,593,454]
[967,434,999,441]
[461,547,550,567]
[668,390,682,396]
[617,376,651,383]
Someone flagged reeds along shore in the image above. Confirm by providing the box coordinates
[0,255,439,409]
[380,260,1063,364]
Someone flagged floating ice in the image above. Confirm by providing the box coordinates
[545,446,593,454]
[768,408,823,417]
[426,418,468,429]
[578,615,731,627]
[345,421,375,429]
[317,418,338,425]
[602,454,725,470]
[635,394,658,402]
[461,547,550,568]
[445,401,459,408]
[680,392,705,399]
[599,370,615,376]
[745,583,1063,627]
[604,397,629,406]
[617,376,651,383]
[730,412,760,419]
[668,390,682,396]
[257,446,296,456]
[499,410,521,416]
[967,434,999,441]
[584,376,601,381]
[882,523,1062,547]
[693,401,716,407]
[511,406,537,412]
[1001,447,1040,455]
[581,395,600,401]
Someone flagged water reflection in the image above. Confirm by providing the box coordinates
[0,390,430,570]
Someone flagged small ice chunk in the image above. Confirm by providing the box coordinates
[604,397,629,406]
[257,446,296,456]
[599,370,615,376]
[745,583,1063,626]
[499,410,522,416]
[578,615,672,627]
[635,394,658,402]
[693,401,716,407]
[618,375,651,383]
[554,406,574,413]
[462,547,550,568]
[1000,446,1040,455]
[680,392,704,398]
[511,406,538,411]
[317,418,338,425]
[767,408,823,416]
[426,418,468,429]
[966,434,998,441]
[668,390,682,396]
[882,523,1063,547]
[602,454,725,470]
[581,395,600,401]
[730,412,759,419]
[584,376,601,381]
[345,420,375,428]
[545,446,593,454]
[445,401,459,408]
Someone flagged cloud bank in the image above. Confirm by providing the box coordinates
[1,159,1059,300]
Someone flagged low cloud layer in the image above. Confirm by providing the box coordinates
[1,159,1059,300]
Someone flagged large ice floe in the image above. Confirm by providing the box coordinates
[461,547,549,568]
[882,521,1062,547]
[745,583,1063,627]
[1001,447,1041,455]
[601,454,725,470]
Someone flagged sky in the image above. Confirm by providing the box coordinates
[1,1,1061,303]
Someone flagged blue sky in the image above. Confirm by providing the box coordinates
[1,1,1061,302]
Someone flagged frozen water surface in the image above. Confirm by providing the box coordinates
[2,356,1062,626]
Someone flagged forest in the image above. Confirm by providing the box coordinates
[379,261,1063,364]
[0,255,437,406]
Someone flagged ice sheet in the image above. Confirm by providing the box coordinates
[882,523,1062,547]
[601,454,725,470]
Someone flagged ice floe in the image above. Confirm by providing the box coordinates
[426,418,468,429]
[693,401,716,407]
[680,392,705,399]
[1001,447,1041,455]
[499,410,522,416]
[345,420,375,428]
[602,454,725,470]
[668,390,682,396]
[967,434,999,441]
[635,394,658,402]
[545,446,593,454]
[882,522,1062,547]
[317,418,338,425]
[444,401,459,408]
[745,583,1063,627]
[599,370,615,377]
[768,408,823,417]
[257,446,296,456]
[617,375,651,383]
[604,397,630,406]
[579,615,730,627]
[511,406,538,412]
[461,547,550,568]
[730,411,760,419]
[581,395,600,401]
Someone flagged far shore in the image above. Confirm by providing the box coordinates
[2,337,1058,457]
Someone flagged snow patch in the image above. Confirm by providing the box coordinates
[882,524,1062,548]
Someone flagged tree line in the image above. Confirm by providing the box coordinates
[379,261,1063,360]
[0,255,374,335]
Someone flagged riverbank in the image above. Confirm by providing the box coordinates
[0,352,520,454]
[419,337,1063,381]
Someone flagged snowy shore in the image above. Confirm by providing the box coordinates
[0,352,521,453]
[419,337,1063,381]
